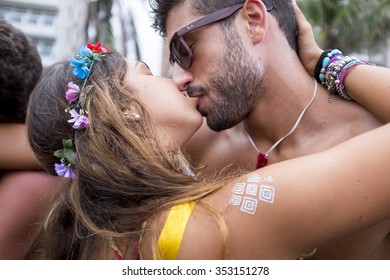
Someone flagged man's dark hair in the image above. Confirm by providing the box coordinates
[149,0,297,50]
[0,19,42,123]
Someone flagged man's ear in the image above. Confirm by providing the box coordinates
[241,0,268,44]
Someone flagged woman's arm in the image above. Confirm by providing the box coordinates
[0,123,42,170]
[251,124,389,258]
[342,65,390,123]
[292,0,390,123]
[205,124,390,259]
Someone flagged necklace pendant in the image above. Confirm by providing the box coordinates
[256,153,268,169]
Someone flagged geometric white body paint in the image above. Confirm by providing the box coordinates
[240,197,258,215]
[248,174,261,183]
[262,175,273,183]
[229,195,242,206]
[259,185,275,204]
[246,184,258,196]
[232,183,246,194]
[229,174,275,215]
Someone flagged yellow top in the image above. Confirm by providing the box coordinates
[156,201,196,260]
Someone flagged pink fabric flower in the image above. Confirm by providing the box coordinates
[68,109,90,129]
[65,82,80,103]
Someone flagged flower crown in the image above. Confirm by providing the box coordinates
[54,43,110,179]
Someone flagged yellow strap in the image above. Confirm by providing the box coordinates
[156,201,196,260]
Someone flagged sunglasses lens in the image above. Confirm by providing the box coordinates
[170,37,191,69]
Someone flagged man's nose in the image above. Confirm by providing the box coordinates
[171,63,194,91]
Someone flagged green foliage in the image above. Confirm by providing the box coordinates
[297,0,390,54]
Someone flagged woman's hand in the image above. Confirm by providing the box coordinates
[292,0,324,76]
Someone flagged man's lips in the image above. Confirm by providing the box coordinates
[188,91,204,99]
[187,88,207,110]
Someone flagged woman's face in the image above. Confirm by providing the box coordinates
[125,61,203,147]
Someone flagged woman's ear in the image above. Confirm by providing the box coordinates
[241,0,268,44]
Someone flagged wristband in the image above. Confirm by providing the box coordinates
[314,49,331,83]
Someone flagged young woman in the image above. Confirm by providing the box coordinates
[26,43,390,260]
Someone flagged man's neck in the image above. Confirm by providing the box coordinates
[243,65,326,146]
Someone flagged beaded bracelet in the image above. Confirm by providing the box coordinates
[337,59,375,100]
[324,55,355,95]
[314,49,343,84]
[314,49,375,101]
[314,49,331,83]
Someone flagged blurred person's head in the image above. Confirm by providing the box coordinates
[0,19,42,123]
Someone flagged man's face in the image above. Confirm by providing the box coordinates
[166,2,266,132]
[167,1,263,131]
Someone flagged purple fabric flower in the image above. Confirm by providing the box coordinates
[54,163,75,179]
[68,109,90,129]
[65,82,80,104]
[70,58,90,79]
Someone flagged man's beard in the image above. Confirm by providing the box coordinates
[205,34,265,132]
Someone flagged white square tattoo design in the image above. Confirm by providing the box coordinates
[229,195,242,206]
[247,174,261,183]
[240,197,258,215]
[232,182,246,194]
[262,175,273,183]
[246,184,258,196]
[259,185,275,204]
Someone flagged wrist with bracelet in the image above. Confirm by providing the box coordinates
[313,49,375,102]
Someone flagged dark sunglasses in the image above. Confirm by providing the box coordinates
[169,2,273,70]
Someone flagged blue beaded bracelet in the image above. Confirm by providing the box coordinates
[319,49,342,83]
[314,49,331,83]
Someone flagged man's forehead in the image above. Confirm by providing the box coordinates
[165,0,200,40]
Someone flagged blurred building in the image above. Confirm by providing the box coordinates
[0,0,88,67]
[0,0,165,74]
